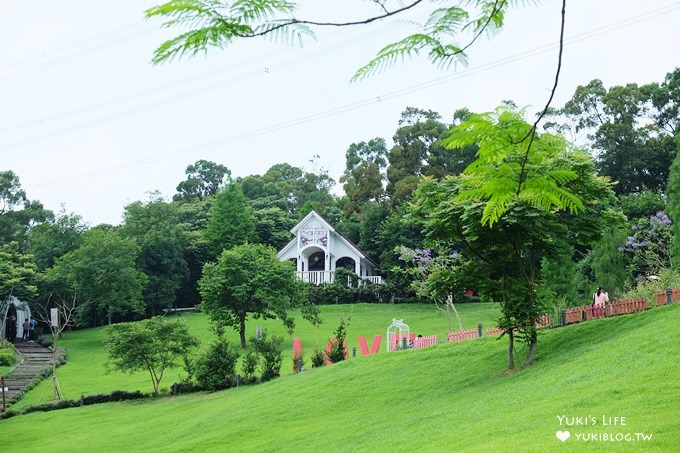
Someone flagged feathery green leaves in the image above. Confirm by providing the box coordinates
[442,107,588,227]
[146,0,312,64]
[146,1,509,76]
[353,1,507,80]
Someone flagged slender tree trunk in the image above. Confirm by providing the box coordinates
[450,302,463,332]
[524,328,538,367]
[52,328,60,399]
[445,302,451,332]
[239,317,247,349]
[150,371,159,395]
[507,330,515,370]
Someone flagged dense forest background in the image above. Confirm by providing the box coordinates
[2,69,679,328]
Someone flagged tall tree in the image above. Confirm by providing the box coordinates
[48,229,147,327]
[667,134,680,268]
[0,170,26,214]
[174,160,231,203]
[199,243,306,348]
[0,170,52,251]
[411,107,618,368]
[203,183,257,259]
[340,138,387,216]
[28,210,86,271]
[589,227,629,294]
[555,77,677,195]
[386,107,450,205]
[0,241,39,302]
[120,194,189,315]
[107,317,198,394]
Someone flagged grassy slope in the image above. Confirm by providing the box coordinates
[10,302,500,409]
[1,304,678,452]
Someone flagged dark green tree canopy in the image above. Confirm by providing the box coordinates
[28,211,86,271]
[107,317,199,394]
[174,160,231,203]
[0,241,39,302]
[386,107,453,204]
[340,138,387,217]
[410,107,618,368]
[199,243,306,348]
[0,170,27,214]
[120,194,190,315]
[552,72,680,195]
[48,228,147,327]
[204,182,258,258]
[0,170,53,251]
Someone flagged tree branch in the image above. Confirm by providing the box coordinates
[232,0,426,38]
[437,0,506,59]
[515,0,566,196]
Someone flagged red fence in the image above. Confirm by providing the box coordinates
[446,329,478,343]
[485,327,504,337]
[412,335,439,349]
[416,290,676,350]
[656,288,680,306]
[565,297,648,324]
[447,315,552,344]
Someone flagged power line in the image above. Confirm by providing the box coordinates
[0,23,158,79]
[18,2,680,189]
[0,19,423,143]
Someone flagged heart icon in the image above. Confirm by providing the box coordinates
[556,431,571,442]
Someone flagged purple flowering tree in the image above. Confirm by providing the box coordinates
[618,211,672,277]
[396,245,465,332]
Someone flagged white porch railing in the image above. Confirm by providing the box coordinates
[362,275,384,285]
[299,271,334,285]
[296,271,383,286]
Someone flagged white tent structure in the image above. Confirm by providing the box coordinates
[277,211,383,285]
[1,296,31,341]
[387,318,411,351]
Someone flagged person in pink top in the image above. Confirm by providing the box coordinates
[593,286,609,307]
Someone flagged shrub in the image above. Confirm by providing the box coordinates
[0,345,16,366]
[620,268,680,307]
[194,336,240,391]
[326,318,349,364]
[310,348,326,368]
[250,330,283,382]
[37,334,54,348]
[171,381,203,394]
[292,354,304,373]
[241,350,258,382]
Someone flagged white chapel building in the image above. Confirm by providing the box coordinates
[277,211,383,285]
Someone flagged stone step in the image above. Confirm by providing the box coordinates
[1,343,63,409]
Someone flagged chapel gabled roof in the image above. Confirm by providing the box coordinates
[278,210,378,268]
[289,210,335,235]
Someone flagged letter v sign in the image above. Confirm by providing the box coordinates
[357,335,382,355]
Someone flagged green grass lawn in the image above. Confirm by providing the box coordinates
[9,302,500,409]
[1,303,678,451]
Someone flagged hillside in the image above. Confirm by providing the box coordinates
[10,303,502,409]
[1,303,678,452]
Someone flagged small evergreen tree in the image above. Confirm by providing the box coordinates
[194,335,240,390]
[250,330,283,382]
[241,350,259,382]
[326,318,349,364]
[667,141,680,268]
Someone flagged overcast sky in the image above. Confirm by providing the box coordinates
[1,0,679,226]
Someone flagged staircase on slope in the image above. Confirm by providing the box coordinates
[2,342,56,407]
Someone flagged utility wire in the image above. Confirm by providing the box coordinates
[0,14,426,136]
[17,2,680,189]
